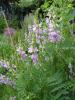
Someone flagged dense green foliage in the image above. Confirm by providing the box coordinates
[0,16,6,34]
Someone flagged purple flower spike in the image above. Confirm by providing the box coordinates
[17,47,27,60]
[0,60,10,70]
[21,51,27,60]
[48,31,61,43]
[31,53,38,64]
[0,75,15,88]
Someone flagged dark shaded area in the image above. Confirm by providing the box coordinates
[0,0,12,14]
[0,0,45,28]
[72,0,75,7]
[69,19,75,24]
[14,0,45,28]
[14,5,37,28]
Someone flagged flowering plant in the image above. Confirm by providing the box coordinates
[0,0,75,100]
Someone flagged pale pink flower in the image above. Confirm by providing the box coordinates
[32,24,42,35]
[28,46,34,53]
[4,27,16,36]
[20,51,27,60]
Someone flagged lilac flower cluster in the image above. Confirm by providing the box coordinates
[28,17,62,45]
[0,59,17,72]
[16,47,27,60]
[16,15,62,64]
[28,23,42,35]
[27,17,62,63]
[48,31,61,43]
[0,74,15,88]
[0,60,10,70]
[31,53,38,64]
[16,46,38,64]
[28,23,43,45]
[4,27,16,36]
[33,24,42,35]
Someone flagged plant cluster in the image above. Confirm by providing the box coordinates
[0,0,75,100]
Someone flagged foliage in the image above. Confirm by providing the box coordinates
[19,0,36,7]
[8,16,20,29]
[0,0,75,100]
[0,15,6,34]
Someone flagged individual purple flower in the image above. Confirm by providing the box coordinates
[32,24,42,35]
[0,60,10,70]
[21,51,27,60]
[28,46,38,53]
[45,17,50,24]
[4,27,16,36]
[48,31,61,43]
[16,47,27,60]
[48,24,54,32]
[28,46,34,53]
[31,53,38,64]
